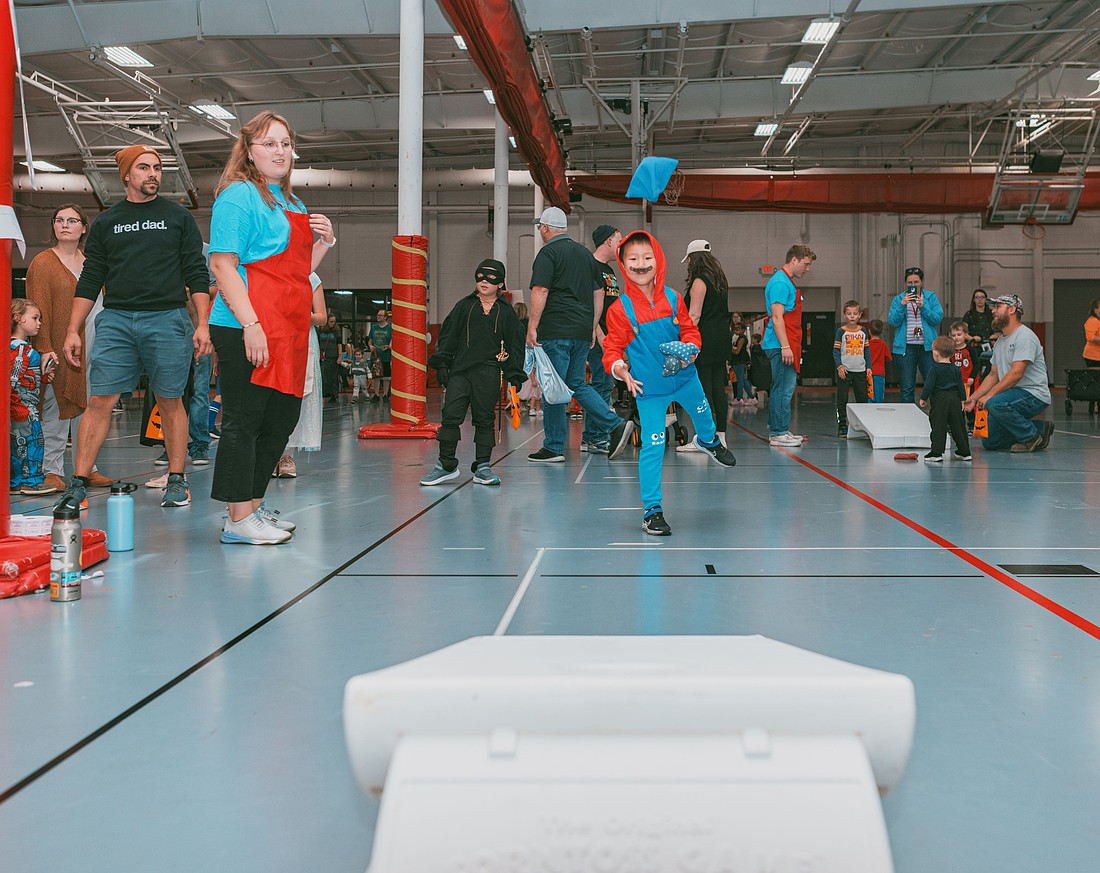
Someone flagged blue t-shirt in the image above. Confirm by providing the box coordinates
[761,270,797,350]
[208,181,308,328]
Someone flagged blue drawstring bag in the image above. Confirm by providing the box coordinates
[524,346,573,405]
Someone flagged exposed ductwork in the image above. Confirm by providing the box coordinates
[437,0,570,210]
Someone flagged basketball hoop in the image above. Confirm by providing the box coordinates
[663,169,686,206]
[1021,217,1047,240]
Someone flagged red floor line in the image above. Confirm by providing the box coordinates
[729,420,1100,641]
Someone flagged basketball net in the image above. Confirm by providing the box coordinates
[662,170,686,206]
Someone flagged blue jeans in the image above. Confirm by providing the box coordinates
[766,348,798,436]
[872,374,885,403]
[731,363,752,400]
[898,344,933,403]
[581,341,616,445]
[540,338,624,454]
[982,388,1048,451]
[188,353,213,455]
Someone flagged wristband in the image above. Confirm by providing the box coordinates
[241,320,260,329]
[320,236,336,248]
[781,346,791,351]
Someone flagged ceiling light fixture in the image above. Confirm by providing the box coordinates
[781,63,814,86]
[190,103,235,121]
[453,35,468,50]
[802,19,840,45]
[103,46,153,67]
[21,160,65,173]
[755,121,779,137]
[508,136,517,148]
[483,89,496,105]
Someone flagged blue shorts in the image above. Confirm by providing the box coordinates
[89,308,193,399]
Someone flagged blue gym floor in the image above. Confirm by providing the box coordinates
[2,389,1098,873]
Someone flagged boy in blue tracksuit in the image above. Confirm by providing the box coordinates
[602,230,736,537]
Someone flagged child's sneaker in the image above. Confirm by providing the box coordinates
[642,509,672,537]
[420,462,460,485]
[954,451,972,461]
[923,452,944,463]
[472,463,501,486]
[693,435,736,467]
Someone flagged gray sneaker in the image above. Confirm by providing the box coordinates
[419,462,460,485]
[161,473,191,507]
[154,451,170,466]
[472,463,501,486]
[55,476,88,510]
[189,445,210,466]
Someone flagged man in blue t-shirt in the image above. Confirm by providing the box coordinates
[368,309,393,401]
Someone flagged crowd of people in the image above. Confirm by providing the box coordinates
[7,112,1079,540]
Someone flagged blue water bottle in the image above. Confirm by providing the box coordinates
[106,482,137,552]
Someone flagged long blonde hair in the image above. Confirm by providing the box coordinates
[215,110,303,211]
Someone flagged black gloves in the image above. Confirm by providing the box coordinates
[437,368,449,388]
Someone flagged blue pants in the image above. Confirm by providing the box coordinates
[871,374,885,403]
[731,363,753,400]
[636,377,716,511]
[540,338,624,455]
[188,353,213,456]
[898,344,933,404]
[581,341,615,445]
[981,388,1047,451]
[766,348,798,437]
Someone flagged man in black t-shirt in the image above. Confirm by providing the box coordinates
[525,207,632,462]
[581,224,622,452]
[60,145,210,509]
[317,313,342,402]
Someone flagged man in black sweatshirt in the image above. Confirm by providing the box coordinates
[60,145,211,509]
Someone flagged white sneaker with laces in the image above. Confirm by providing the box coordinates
[221,511,292,545]
[769,432,804,447]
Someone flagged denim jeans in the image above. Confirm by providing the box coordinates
[188,353,213,455]
[581,341,616,445]
[766,348,798,436]
[871,374,885,403]
[898,344,933,403]
[731,363,752,400]
[982,387,1047,451]
[540,338,624,454]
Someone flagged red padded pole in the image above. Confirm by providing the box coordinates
[0,3,16,536]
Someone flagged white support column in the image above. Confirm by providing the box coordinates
[494,111,509,271]
[533,187,544,256]
[397,0,423,236]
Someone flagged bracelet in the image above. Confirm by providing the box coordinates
[320,236,336,248]
[241,320,260,329]
[781,346,791,350]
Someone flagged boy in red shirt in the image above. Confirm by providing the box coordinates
[868,319,892,403]
[949,319,977,431]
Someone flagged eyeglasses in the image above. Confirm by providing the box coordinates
[53,217,84,226]
[252,140,293,152]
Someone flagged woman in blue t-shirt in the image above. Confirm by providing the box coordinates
[208,110,334,546]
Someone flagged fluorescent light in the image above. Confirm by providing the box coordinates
[781,62,814,85]
[483,89,496,105]
[453,34,467,50]
[21,160,65,173]
[334,289,353,296]
[104,46,153,67]
[755,122,779,137]
[802,18,840,44]
[190,102,235,120]
[508,136,517,148]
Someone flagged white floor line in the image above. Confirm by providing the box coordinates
[443,547,486,550]
[494,548,545,636]
[603,475,638,480]
[1055,429,1100,439]
[598,506,644,511]
[574,456,593,485]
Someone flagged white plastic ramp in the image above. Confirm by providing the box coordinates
[344,635,916,873]
[846,402,932,449]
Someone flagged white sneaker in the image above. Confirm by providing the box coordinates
[675,442,700,453]
[220,511,292,545]
[144,472,169,489]
[769,433,804,447]
[257,502,296,532]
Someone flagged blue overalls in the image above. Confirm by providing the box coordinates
[618,288,718,514]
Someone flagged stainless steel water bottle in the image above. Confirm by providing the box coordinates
[50,498,82,602]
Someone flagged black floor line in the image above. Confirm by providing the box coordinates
[0,446,508,806]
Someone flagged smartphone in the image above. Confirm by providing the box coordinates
[42,357,56,374]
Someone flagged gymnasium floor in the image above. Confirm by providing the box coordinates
[2,389,1098,873]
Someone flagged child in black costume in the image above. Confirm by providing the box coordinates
[919,335,972,462]
[421,258,527,486]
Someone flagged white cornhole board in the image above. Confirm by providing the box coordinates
[344,635,916,873]
[846,402,931,449]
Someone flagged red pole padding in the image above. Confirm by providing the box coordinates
[358,235,439,440]
[0,3,17,536]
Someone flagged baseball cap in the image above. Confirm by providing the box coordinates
[989,294,1023,312]
[591,224,618,248]
[681,239,712,263]
[532,206,568,229]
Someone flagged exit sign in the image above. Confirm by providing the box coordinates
[760,265,776,276]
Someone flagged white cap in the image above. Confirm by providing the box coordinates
[681,239,711,262]
[533,206,568,229]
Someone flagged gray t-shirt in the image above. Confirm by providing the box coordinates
[992,324,1050,404]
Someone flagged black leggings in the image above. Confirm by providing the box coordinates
[695,361,729,428]
[210,326,303,503]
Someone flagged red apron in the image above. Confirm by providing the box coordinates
[781,268,804,374]
[245,210,313,397]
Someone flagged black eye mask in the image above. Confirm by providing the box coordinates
[475,272,502,285]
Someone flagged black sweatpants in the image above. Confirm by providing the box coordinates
[210,326,303,503]
[695,361,729,429]
[437,364,500,471]
[928,391,970,456]
[836,370,869,424]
